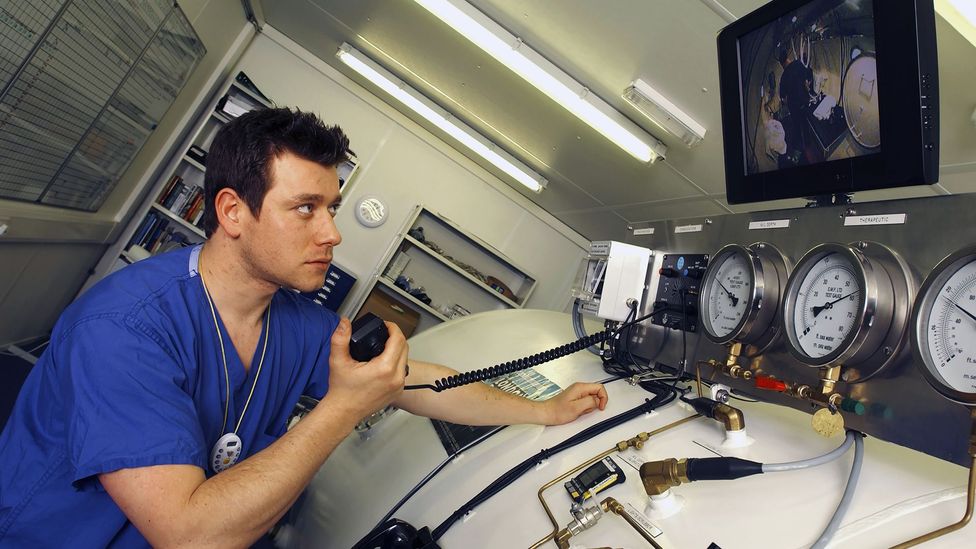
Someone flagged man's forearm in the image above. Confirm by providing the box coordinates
[102,398,360,548]
[394,361,549,426]
[188,398,359,544]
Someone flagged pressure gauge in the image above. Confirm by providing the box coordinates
[911,246,976,405]
[700,243,789,350]
[782,242,913,380]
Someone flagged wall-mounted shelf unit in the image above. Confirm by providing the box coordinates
[352,205,536,337]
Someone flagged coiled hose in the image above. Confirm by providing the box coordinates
[406,303,668,392]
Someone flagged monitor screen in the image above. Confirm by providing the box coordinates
[717,0,938,205]
[739,0,878,175]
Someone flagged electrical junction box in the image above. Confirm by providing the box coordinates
[574,241,654,321]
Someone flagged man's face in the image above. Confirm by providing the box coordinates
[239,151,343,293]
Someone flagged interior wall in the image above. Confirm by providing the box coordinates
[0,0,251,346]
[234,30,590,314]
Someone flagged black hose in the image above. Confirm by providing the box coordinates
[429,385,678,541]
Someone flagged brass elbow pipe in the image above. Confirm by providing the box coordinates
[713,402,745,432]
[639,458,689,496]
[890,410,976,548]
[601,497,664,549]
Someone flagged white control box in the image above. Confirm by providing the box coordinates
[575,241,654,321]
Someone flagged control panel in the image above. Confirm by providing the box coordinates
[651,253,708,332]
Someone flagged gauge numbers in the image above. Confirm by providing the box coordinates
[914,253,976,401]
[703,251,751,339]
[792,253,863,359]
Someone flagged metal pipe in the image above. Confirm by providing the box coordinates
[601,497,664,549]
[891,410,976,548]
[528,448,616,549]
[528,414,702,548]
[889,455,975,548]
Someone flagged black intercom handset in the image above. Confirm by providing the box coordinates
[349,313,389,362]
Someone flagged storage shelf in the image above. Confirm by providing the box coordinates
[231,81,273,108]
[151,202,205,237]
[212,111,232,124]
[183,155,206,172]
[403,234,522,308]
[376,277,449,321]
[424,211,528,276]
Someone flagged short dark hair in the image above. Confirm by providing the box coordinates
[202,107,352,236]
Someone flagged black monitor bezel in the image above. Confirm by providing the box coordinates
[717,0,939,205]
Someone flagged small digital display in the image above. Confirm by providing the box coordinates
[737,0,879,175]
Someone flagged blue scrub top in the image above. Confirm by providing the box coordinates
[0,245,338,546]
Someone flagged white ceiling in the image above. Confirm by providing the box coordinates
[255,0,976,240]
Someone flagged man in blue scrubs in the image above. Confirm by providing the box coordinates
[0,108,608,546]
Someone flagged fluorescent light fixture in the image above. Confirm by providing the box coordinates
[413,0,667,163]
[623,79,706,148]
[336,43,547,193]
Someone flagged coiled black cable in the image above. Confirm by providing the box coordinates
[429,383,678,541]
[405,303,669,392]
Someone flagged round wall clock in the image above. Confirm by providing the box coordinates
[355,196,388,228]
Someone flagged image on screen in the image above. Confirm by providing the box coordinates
[738,0,879,175]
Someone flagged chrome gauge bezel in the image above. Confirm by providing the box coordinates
[700,243,789,350]
[782,242,912,380]
[911,245,976,405]
[783,243,869,366]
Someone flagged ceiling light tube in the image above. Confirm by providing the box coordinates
[337,43,547,193]
[623,79,706,148]
[413,0,667,163]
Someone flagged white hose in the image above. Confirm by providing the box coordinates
[572,299,603,356]
[810,431,865,549]
[763,431,856,472]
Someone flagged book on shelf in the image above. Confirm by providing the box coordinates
[142,219,169,250]
[157,174,182,205]
[128,212,158,249]
[162,181,185,209]
[170,184,193,215]
[183,193,204,222]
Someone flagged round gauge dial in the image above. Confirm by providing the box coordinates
[703,249,751,338]
[791,252,863,359]
[783,242,912,377]
[911,247,976,404]
[700,243,789,348]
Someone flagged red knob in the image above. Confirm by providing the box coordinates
[754,375,787,392]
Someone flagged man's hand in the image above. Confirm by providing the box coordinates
[539,382,608,426]
[321,318,408,421]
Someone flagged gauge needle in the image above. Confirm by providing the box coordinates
[950,300,976,324]
[812,290,860,317]
[718,280,739,307]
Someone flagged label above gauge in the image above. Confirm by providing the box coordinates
[748,219,790,230]
[843,213,906,226]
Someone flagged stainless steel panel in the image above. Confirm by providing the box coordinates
[625,192,976,466]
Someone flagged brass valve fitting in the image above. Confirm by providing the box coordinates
[617,431,651,452]
[639,458,689,496]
